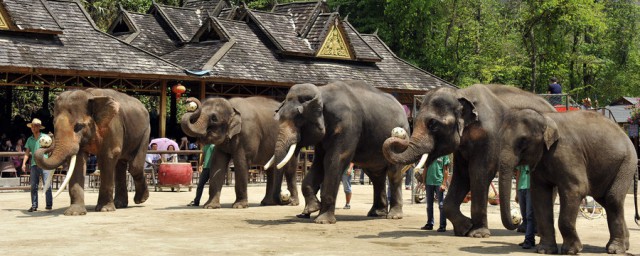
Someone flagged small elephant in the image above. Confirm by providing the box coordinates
[272,80,409,224]
[181,96,299,208]
[35,89,150,215]
[497,109,639,254]
[383,84,556,237]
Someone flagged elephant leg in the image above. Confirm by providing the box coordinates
[315,147,353,224]
[114,159,129,208]
[601,175,633,253]
[203,152,230,209]
[367,169,388,217]
[65,154,87,216]
[557,189,583,255]
[231,153,249,209]
[283,159,300,206]
[532,175,559,254]
[130,143,149,204]
[386,164,404,219]
[466,156,495,238]
[261,166,277,206]
[96,157,117,212]
[443,154,472,236]
[300,148,325,215]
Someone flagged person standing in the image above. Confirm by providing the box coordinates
[22,118,52,212]
[547,77,563,105]
[342,163,354,209]
[421,155,450,232]
[188,143,215,207]
[515,164,536,249]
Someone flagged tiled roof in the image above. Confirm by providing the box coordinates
[162,42,226,70]
[342,21,381,61]
[155,4,208,42]
[272,1,323,35]
[1,0,62,33]
[0,0,184,77]
[248,10,313,55]
[126,12,178,56]
[305,13,330,50]
[183,0,222,10]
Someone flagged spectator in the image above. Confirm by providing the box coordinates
[515,164,536,249]
[22,118,52,212]
[404,164,414,190]
[421,155,450,232]
[188,143,215,207]
[359,168,365,185]
[342,163,354,209]
[13,137,25,176]
[145,143,161,168]
[163,145,178,163]
[547,77,563,105]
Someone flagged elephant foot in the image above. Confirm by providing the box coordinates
[606,239,626,254]
[203,202,221,209]
[303,200,321,214]
[96,202,116,212]
[452,218,473,237]
[114,198,128,209]
[287,197,299,206]
[314,212,336,224]
[467,227,491,238]
[232,200,249,209]
[387,206,403,219]
[536,242,559,254]
[63,204,87,216]
[260,198,277,206]
[134,189,149,204]
[367,207,388,217]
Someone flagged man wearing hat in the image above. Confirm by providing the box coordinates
[22,118,52,212]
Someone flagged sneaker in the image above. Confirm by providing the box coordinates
[28,207,37,212]
[405,186,411,190]
[420,224,433,230]
[521,241,535,249]
[187,201,199,207]
[45,206,52,210]
[343,204,350,209]
[437,227,446,232]
[360,181,364,185]
[516,226,526,233]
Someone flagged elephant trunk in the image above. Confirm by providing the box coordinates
[382,124,433,165]
[498,154,519,230]
[273,122,299,169]
[35,116,80,170]
[181,98,207,137]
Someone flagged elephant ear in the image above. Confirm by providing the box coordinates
[227,107,242,140]
[89,96,119,129]
[274,102,284,120]
[456,97,479,136]
[543,115,559,150]
[302,94,323,117]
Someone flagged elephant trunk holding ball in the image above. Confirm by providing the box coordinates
[271,80,409,224]
[181,96,299,208]
[34,88,150,215]
[496,109,639,254]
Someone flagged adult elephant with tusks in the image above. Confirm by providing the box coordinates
[382,84,556,237]
[181,96,299,208]
[35,88,150,215]
[269,80,409,224]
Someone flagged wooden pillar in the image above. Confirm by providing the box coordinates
[200,80,206,100]
[159,80,167,137]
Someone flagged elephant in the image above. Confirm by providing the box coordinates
[34,88,150,215]
[383,84,556,237]
[180,96,299,208]
[271,80,409,224]
[496,109,639,254]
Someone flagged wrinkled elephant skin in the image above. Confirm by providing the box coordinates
[34,88,150,215]
[181,97,299,209]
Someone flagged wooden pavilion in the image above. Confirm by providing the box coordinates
[0,0,455,138]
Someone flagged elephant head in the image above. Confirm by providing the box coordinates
[382,87,478,169]
[496,109,558,230]
[271,83,325,170]
[34,90,119,193]
[181,97,242,145]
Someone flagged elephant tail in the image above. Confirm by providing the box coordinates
[634,164,639,226]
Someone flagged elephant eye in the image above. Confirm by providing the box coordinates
[427,119,440,132]
[210,115,218,123]
[298,95,313,103]
[516,137,528,150]
[74,123,85,133]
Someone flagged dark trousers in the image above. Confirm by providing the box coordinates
[30,165,52,208]
[518,189,536,244]
[192,168,210,205]
[426,184,446,228]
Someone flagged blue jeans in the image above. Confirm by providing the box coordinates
[192,168,210,205]
[518,189,536,244]
[404,167,413,187]
[30,165,52,209]
[426,184,446,228]
[342,172,352,193]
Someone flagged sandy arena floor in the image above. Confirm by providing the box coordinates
[0,184,638,255]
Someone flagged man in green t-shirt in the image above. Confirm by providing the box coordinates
[22,118,52,212]
[515,165,536,249]
[188,143,214,206]
[420,155,450,232]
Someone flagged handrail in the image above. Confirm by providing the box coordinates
[0,150,203,157]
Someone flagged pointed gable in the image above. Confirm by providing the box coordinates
[247,10,314,55]
[0,9,9,30]
[1,0,62,34]
[152,3,208,42]
[272,0,325,36]
[190,16,229,42]
[316,19,352,60]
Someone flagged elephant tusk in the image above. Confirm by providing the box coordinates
[264,155,275,170]
[42,168,55,194]
[53,155,76,199]
[414,154,428,170]
[276,144,297,169]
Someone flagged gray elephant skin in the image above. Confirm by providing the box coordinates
[383,84,556,237]
[35,88,150,215]
[497,109,639,254]
[181,96,299,208]
[272,80,409,224]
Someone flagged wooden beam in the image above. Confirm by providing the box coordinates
[159,80,167,137]
[200,80,206,100]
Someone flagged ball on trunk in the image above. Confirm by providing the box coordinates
[391,127,407,139]
[511,208,522,225]
[39,134,52,148]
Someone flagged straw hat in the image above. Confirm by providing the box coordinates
[26,118,45,129]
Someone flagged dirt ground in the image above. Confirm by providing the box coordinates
[1,184,638,255]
